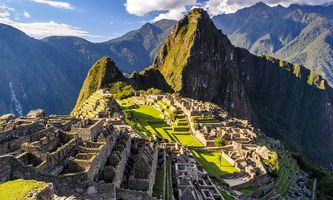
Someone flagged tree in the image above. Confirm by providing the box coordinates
[293,64,301,78]
[263,152,279,175]
[214,138,226,147]
[169,111,176,121]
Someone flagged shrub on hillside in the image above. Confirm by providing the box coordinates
[110,81,135,100]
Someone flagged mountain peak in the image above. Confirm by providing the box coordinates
[253,1,269,8]
[72,56,124,113]
[153,8,233,92]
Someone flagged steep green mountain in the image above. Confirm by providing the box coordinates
[150,8,333,168]
[72,56,125,113]
[212,2,333,85]
[0,19,175,116]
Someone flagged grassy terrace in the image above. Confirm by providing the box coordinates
[190,150,238,177]
[0,179,48,200]
[130,105,163,138]
[238,186,257,195]
[122,99,203,147]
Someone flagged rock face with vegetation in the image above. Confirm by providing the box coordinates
[212,2,333,85]
[72,56,125,113]
[150,8,333,167]
[129,67,173,92]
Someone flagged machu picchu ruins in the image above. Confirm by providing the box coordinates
[0,88,315,200]
[2,3,333,200]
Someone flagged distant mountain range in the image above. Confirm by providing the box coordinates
[212,2,333,85]
[1,2,333,117]
[0,19,176,115]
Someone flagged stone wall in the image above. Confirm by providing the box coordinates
[0,156,89,196]
[116,188,155,200]
[0,158,12,183]
[33,183,54,200]
[72,119,104,142]
[86,141,111,182]
[112,136,131,187]
[0,121,45,154]
[37,137,82,173]
[222,152,240,172]
[148,145,159,195]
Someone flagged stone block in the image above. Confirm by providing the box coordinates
[0,143,10,154]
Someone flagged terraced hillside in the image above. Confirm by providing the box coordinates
[72,90,121,119]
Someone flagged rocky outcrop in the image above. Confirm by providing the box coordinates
[150,8,333,166]
[129,67,173,92]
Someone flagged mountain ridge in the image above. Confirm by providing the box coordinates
[212,2,333,85]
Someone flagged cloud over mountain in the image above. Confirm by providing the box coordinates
[125,0,196,21]
[125,0,333,19]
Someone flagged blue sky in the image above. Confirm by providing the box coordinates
[0,0,331,42]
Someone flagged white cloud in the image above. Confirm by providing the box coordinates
[31,0,74,10]
[0,4,14,18]
[23,11,31,18]
[0,3,102,41]
[0,18,100,40]
[125,0,196,21]
[152,7,187,22]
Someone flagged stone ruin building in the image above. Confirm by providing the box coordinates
[0,91,159,200]
[160,143,223,200]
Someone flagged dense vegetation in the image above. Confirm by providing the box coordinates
[110,81,135,100]
[263,152,279,175]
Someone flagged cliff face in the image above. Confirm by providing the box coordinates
[72,56,125,113]
[152,8,333,166]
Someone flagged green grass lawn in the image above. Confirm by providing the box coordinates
[125,103,203,147]
[167,130,203,147]
[131,105,163,121]
[238,186,257,195]
[0,179,48,200]
[128,105,164,138]
[190,150,238,177]
[153,168,164,198]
